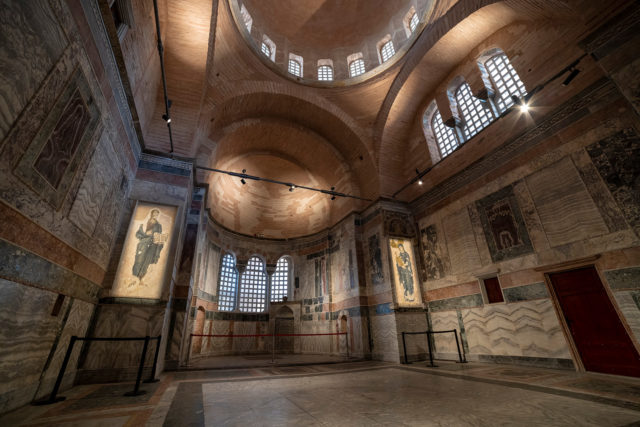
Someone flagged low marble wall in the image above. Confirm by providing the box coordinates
[0,280,94,413]
[370,313,399,362]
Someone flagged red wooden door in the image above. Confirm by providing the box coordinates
[549,266,640,377]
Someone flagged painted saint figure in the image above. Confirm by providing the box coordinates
[395,244,415,301]
[132,209,165,283]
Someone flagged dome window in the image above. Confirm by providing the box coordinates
[288,59,302,77]
[380,40,395,63]
[409,12,419,33]
[318,65,333,81]
[240,4,252,32]
[349,58,365,77]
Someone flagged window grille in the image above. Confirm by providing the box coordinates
[380,40,395,63]
[218,254,238,311]
[270,258,290,302]
[456,83,494,139]
[349,59,365,77]
[485,54,527,113]
[409,13,419,33]
[431,110,459,158]
[288,59,302,77]
[261,42,271,58]
[238,256,267,312]
[240,4,252,32]
[318,65,333,81]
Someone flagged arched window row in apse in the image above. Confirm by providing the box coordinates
[216,254,291,312]
[239,3,422,80]
[424,51,527,160]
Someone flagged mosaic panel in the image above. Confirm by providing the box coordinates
[475,185,534,262]
[419,224,450,281]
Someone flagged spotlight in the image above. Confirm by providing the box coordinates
[289,185,295,192]
[330,186,336,201]
[562,68,580,86]
[511,95,529,113]
[331,195,336,200]
[162,114,171,123]
[418,179,423,186]
[241,178,246,185]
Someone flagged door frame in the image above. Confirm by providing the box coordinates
[542,259,640,374]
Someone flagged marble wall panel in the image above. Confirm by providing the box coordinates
[35,299,94,400]
[0,0,67,142]
[395,312,428,362]
[586,129,640,238]
[462,300,571,359]
[419,224,451,281]
[430,311,460,356]
[442,207,482,275]
[0,280,60,413]
[605,266,640,290]
[80,304,165,372]
[475,185,534,262]
[613,290,640,344]
[370,314,399,362]
[525,157,608,247]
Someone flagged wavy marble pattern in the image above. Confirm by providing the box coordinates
[81,304,165,371]
[525,157,608,247]
[613,290,640,344]
[430,311,460,355]
[36,299,94,400]
[0,0,67,142]
[462,300,571,359]
[442,207,482,274]
[370,314,399,362]
[0,280,60,413]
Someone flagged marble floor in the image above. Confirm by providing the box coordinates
[3,360,640,426]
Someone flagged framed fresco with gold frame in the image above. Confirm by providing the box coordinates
[388,238,423,308]
[111,201,178,299]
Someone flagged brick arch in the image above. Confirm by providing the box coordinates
[375,0,578,196]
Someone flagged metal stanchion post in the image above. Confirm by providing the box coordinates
[402,332,408,364]
[346,332,350,359]
[33,336,77,405]
[426,331,437,367]
[271,331,276,364]
[125,336,149,396]
[454,330,467,363]
[145,336,162,383]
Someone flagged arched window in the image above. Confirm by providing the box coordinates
[380,40,395,63]
[238,256,267,312]
[240,4,252,32]
[270,257,290,302]
[288,59,301,76]
[261,35,276,61]
[455,82,494,139]
[318,65,333,81]
[431,109,459,158]
[218,254,238,311]
[409,12,419,33]
[261,42,271,57]
[485,54,526,113]
[349,58,365,77]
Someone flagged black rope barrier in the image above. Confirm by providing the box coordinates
[33,335,162,405]
[401,329,467,367]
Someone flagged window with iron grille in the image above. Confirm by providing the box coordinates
[485,54,527,113]
[288,59,302,77]
[218,254,238,311]
[455,82,494,140]
[270,257,290,302]
[349,58,365,77]
[431,110,459,158]
[380,40,395,63]
[261,42,271,58]
[238,256,267,312]
[409,13,419,33]
[318,65,333,81]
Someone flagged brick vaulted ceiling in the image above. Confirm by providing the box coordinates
[133,0,632,238]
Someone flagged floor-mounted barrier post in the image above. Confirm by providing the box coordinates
[145,335,162,383]
[453,330,467,363]
[402,332,408,364]
[125,336,150,396]
[34,336,78,405]
[271,331,276,364]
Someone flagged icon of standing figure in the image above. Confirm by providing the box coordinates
[131,209,167,286]
[395,244,415,301]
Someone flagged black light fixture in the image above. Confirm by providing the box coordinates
[416,169,423,185]
[562,68,580,86]
[196,166,371,201]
